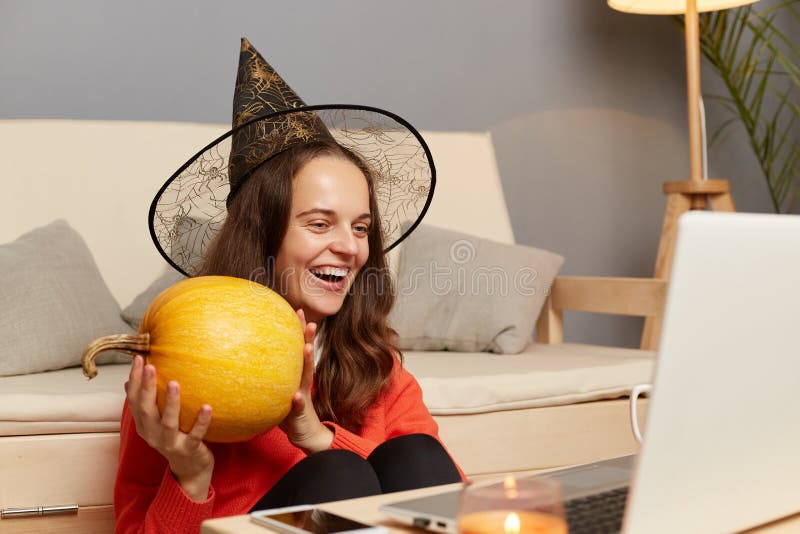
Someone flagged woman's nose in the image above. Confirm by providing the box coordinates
[330,227,359,256]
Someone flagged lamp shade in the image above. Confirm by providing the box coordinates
[608,0,757,14]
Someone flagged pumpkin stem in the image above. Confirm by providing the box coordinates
[82,333,150,379]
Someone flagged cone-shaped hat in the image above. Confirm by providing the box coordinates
[149,38,435,277]
[227,38,334,202]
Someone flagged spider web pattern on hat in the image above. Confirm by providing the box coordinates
[150,106,434,276]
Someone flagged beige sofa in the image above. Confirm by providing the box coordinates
[0,120,661,533]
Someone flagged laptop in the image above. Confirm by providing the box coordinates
[381,212,800,533]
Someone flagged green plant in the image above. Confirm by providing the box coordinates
[682,1,799,213]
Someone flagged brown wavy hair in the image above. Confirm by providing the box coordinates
[199,139,399,432]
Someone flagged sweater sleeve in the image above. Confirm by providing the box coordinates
[114,403,216,534]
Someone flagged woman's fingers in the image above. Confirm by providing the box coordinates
[295,309,317,345]
[292,392,305,413]
[299,335,315,391]
[297,315,316,391]
[126,357,152,437]
[304,321,317,345]
[124,359,213,463]
[161,381,181,433]
[187,405,213,442]
[127,355,144,402]
[140,364,159,417]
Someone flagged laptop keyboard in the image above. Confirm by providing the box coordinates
[564,486,629,534]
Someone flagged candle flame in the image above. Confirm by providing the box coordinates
[503,475,519,499]
[504,512,521,534]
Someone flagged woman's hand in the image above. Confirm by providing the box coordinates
[125,354,215,501]
[280,309,333,454]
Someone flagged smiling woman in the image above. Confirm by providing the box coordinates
[113,38,461,533]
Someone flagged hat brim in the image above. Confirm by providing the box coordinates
[149,104,436,277]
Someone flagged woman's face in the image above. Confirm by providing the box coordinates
[274,154,371,324]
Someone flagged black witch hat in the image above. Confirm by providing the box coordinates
[149,38,435,277]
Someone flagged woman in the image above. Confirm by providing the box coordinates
[114,40,461,533]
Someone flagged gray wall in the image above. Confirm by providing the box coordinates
[1,0,774,347]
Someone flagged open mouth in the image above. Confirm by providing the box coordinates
[311,272,345,283]
[309,267,349,286]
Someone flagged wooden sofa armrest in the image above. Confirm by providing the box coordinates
[535,276,668,349]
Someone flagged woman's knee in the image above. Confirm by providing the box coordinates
[252,449,381,510]
[368,434,461,492]
[304,449,379,487]
[369,433,450,462]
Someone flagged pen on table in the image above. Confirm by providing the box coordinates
[1,504,79,518]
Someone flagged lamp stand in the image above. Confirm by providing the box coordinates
[639,0,736,351]
[640,180,735,349]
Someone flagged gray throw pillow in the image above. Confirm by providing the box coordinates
[121,267,186,330]
[120,214,197,329]
[0,219,135,376]
[388,224,564,354]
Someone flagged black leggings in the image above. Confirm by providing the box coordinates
[250,433,461,511]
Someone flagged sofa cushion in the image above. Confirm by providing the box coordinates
[121,267,186,329]
[0,344,654,436]
[0,363,129,436]
[403,342,655,415]
[0,220,134,376]
[389,224,564,354]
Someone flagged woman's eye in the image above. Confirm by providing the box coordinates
[310,222,328,229]
[354,225,369,234]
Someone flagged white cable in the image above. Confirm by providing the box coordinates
[630,384,653,444]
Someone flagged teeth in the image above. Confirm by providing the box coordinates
[310,267,349,277]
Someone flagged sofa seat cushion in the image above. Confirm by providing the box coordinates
[0,343,656,435]
[0,364,129,436]
[403,343,655,415]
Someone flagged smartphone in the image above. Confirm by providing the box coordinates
[250,504,388,534]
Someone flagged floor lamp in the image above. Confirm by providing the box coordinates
[608,0,758,350]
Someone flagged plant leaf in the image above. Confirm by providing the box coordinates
[682,1,800,213]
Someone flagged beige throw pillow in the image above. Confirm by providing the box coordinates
[121,267,186,329]
[388,224,564,354]
[0,220,134,376]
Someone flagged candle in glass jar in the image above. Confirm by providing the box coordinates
[458,510,567,534]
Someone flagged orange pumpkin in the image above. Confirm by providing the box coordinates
[82,275,304,442]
